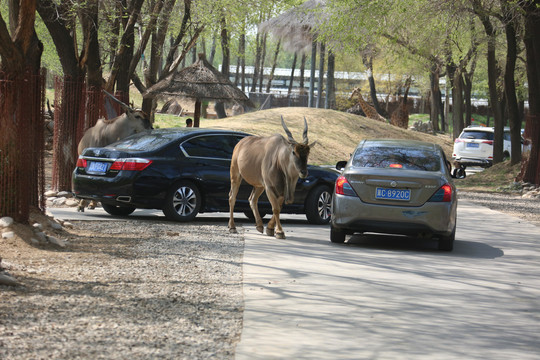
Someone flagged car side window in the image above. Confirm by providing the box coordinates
[181,135,244,160]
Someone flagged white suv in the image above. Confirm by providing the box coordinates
[452,126,514,175]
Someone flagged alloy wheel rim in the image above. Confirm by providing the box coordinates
[317,191,332,220]
[172,186,197,216]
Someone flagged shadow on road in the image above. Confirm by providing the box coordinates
[341,233,504,259]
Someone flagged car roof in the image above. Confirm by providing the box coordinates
[143,127,251,138]
[359,139,442,151]
[464,126,511,132]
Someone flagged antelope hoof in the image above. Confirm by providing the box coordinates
[256,225,264,233]
[229,227,238,234]
[266,227,275,237]
[275,232,286,240]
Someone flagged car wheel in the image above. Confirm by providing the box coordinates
[330,225,346,243]
[162,181,201,222]
[305,185,332,225]
[503,151,510,161]
[438,225,455,251]
[102,203,136,216]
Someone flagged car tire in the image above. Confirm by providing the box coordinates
[102,203,136,216]
[438,225,455,251]
[456,167,466,179]
[162,181,201,222]
[305,185,333,225]
[330,225,346,243]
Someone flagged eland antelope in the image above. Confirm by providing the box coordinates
[228,116,316,239]
[76,91,152,212]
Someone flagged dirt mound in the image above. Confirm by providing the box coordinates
[197,107,453,165]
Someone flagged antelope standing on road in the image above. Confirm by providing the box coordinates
[228,116,316,239]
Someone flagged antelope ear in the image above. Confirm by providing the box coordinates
[309,141,318,148]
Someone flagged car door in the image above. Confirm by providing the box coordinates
[180,134,251,210]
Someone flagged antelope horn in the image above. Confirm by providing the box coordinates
[303,117,309,145]
[103,90,131,112]
[281,116,296,144]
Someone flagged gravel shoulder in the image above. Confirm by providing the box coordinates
[458,190,540,227]
[1,218,244,359]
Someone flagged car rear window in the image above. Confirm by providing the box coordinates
[352,146,441,171]
[110,132,179,151]
[460,130,494,140]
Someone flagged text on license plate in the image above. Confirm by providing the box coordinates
[87,161,108,173]
[375,188,411,201]
[466,142,479,148]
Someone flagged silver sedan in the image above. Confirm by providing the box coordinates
[331,139,458,251]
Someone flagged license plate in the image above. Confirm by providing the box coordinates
[466,142,479,148]
[375,187,411,201]
[87,161,108,174]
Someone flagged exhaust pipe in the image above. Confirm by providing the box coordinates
[117,196,132,203]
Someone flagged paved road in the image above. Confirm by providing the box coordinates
[49,202,540,360]
[235,201,540,360]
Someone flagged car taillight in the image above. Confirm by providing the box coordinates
[481,140,493,145]
[76,157,87,168]
[110,158,152,171]
[335,175,357,196]
[428,184,453,202]
[454,138,464,143]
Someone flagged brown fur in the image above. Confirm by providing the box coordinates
[228,118,314,239]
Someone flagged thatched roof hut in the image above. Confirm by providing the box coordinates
[259,0,326,53]
[146,53,253,126]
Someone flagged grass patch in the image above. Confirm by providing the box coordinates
[455,161,522,192]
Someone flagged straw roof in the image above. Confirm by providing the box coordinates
[259,0,326,53]
[145,53,253,106]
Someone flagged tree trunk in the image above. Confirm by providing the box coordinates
[287,53,297,97]
[215,14,229,119]
[363,53,386,117]
[308,40,317,107]
[502,1,522,165]
[0,0,44,221]
[463,73,473,127]
[429,69,441,132]
[325,50,335,109]
[258,33,267,92]
[452,71,465,140]
[251,31,261,93]
[517,2,540,185]
[317,43,325,108]
[209,35,216,65]
[240,33,246,92]
[299,53,306,95]
[266,38,281,93]
[474,1,504,164]
[234,32,245,86]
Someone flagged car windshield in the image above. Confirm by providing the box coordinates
[460,130,494,140]
[352,145,441,171]
[109,132,180,151]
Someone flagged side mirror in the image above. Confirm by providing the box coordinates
[451,168,466,179]
[336,161,347,171]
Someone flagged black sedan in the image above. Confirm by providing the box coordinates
[72,128,339,224]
